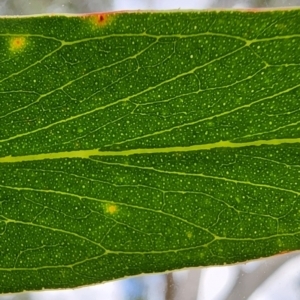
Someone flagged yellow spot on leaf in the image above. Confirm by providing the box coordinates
[106,204,118,214]
[9,36,27,52]
[186,232,193,239]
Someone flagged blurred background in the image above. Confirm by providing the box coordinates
[1,0,300,299]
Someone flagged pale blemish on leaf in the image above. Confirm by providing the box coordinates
[186,232,193,239]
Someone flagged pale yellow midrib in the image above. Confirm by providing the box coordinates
[0,138,298,163]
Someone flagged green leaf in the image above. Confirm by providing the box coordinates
[0,9,300,293]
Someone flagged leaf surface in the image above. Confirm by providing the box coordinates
[1,10,300,293]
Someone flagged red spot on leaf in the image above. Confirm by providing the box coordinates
[278,250,290,255]
[271,250,292,258]
[82,12,112,27]
[98,14,105,23]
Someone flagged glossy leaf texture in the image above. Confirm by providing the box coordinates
[1,10,300,293]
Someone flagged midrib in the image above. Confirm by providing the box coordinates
[0,137,298,163]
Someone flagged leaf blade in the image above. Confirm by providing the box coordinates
[1,10,300,293]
